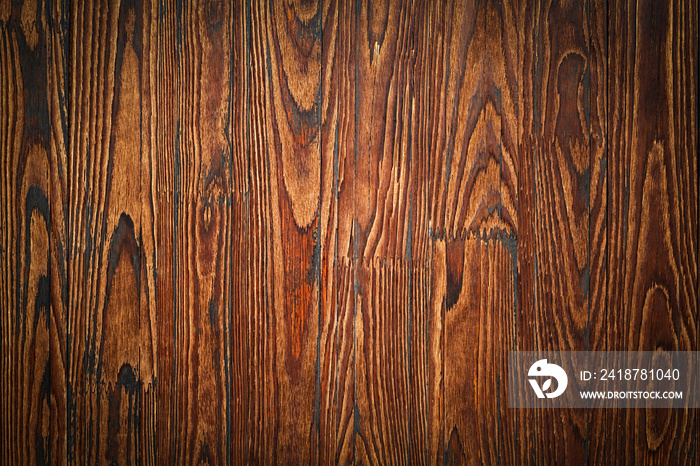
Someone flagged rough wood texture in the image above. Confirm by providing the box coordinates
[0,0,697,464]
[605,0,698,464]
[441,236,517,464]
[429,0,519,240]
[248,0,326,462]
[525,0,596,462]
[0,1,55,463]
[66,0,158,464]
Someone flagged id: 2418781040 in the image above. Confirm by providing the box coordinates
[580,368,681,381]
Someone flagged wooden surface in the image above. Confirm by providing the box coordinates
[0,0,697,464]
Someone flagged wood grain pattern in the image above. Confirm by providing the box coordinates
[165,0,236,464]
[524,0,596,462]
[351,0,432,463]
[0,1,55,463]
[0,0,697,464]
[66,0,158,463]
[427,1,523,463]
[46,0,70,462]
[319,0,355,463]
[606,0,698,464]
[248,0,325,462]
[229,0,248,462]
[428,0,520,241]
[322,0,357,463]
[586,0,609,463]
[441,236,516,465]
[153,0,177,463]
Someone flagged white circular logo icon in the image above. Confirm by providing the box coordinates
[528,359,568,398]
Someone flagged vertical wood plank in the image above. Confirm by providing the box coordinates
[428,0,522,463]
[168,0,234,463]
[516,0,538,462]
[530,0,591,353]
[245,0,273,454]
[318,0,358,462]
[355,260,412,464]
[44,0,70,464]
[138,1,158,463]
[334,259,355,464]
[67,0,158,463]
[229,0,249,462]
[406,1,432,463]
[522,0,594,462]
[442,236,516,465]
[0,1,54,463]
[587,0,608,353]
[316,0,347,462]
[408,259,431,466]
[321,0,356,463]
[351,0,428,462]
[153,0,178,462]
[353,0,422,260]
[587,0,609,462]
[248,0,324,462]
[426,240,445,466]
[319,0,339,461]
[428,0,520,240]
[607,0,698,463]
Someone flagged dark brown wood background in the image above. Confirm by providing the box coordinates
[0,0,697,464]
